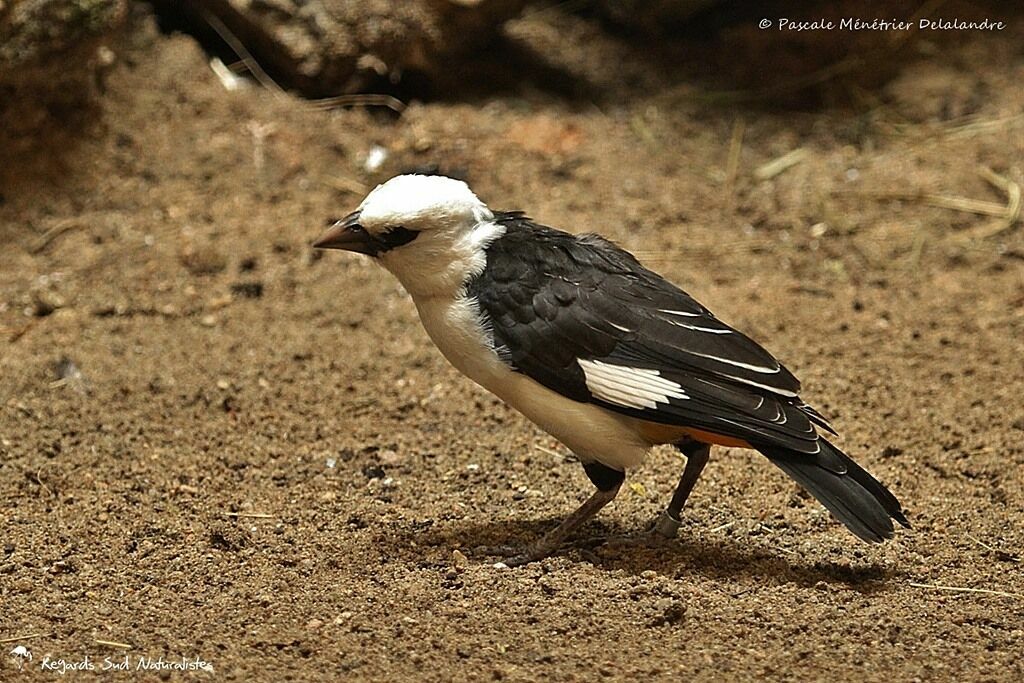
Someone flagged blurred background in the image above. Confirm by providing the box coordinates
[1,1,1022,680]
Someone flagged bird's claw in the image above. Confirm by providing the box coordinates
[471,544,550,567]
[586,515,681,551]
[501,553,535,568]
[471,544,520,559]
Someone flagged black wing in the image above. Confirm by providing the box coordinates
[469,214,836,457]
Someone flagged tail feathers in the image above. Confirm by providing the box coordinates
[759,437,910,543]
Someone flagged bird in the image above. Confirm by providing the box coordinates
[313,174,909,565]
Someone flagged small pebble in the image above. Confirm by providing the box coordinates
[364,145,388,172]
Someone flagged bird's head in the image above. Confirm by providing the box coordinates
[314,174,499,296]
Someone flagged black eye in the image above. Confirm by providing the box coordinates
[378,226,419,251]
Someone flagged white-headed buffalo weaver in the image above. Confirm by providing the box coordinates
[314,174,909,565]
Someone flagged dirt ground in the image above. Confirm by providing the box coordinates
[2,4,1024,681]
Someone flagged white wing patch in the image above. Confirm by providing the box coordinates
[578,359,688,410]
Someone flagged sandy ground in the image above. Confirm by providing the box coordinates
[2,6,1024,681]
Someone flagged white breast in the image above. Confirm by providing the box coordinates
[413,295,653,471]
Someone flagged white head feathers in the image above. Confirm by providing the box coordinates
[350,175,505,298]
[358,174,494,236]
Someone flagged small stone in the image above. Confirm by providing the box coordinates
[180,244,227,275]
[451,549,468,568]
[230,281,264,299]
[362,465,385,480]
[30,291,61,317]
[364,145,388,172]
[378,449,402,466]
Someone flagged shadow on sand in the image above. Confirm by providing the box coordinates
[387,515,901,593]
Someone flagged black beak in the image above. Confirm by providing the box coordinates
[312,211,375,254]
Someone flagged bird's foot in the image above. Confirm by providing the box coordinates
[472,540,562,567]
[585,512,682,551]
[586,530,669,550]
[501,552,537,568]
[471,544,545,567]
[651,510,682,539]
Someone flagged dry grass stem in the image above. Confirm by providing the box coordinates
[724,118,745,200]
[534,444,567,460]
[309,94,406,113]
[29,219,85,254]
[201,10,284,96]
[847,165,1021,240]
[754,148,808,181]
[95,639,133,649]
[328,176,369,196]
[909,582,1024,600]
[0,633,55,644]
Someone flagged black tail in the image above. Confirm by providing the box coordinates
[758,437,910,543]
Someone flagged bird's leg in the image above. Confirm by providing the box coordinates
[498,461,623,566]
[505,483,621,566]
[652,442,711,538]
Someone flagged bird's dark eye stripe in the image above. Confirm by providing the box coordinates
[378,226,419,251]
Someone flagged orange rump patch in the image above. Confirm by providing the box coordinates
[633,420,752,449]
[680,428,751,449]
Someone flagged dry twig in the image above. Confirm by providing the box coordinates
[0,633,55,644]
[844,165,1021,240]
[909,582,1024,600]
[95,639,133,649]
[724,118,745,199]
[309,94,406,113]
[29,219,85,254]
[200,10,284,96]
[754,148,808,181]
